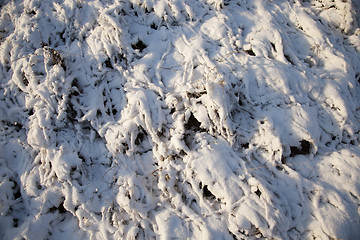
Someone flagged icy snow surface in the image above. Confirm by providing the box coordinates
[1,0,360,239]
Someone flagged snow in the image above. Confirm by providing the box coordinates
[1,0,360,239]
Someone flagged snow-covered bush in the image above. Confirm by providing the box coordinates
[1,0,359,239]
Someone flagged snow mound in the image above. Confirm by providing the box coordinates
[1,0,360,239]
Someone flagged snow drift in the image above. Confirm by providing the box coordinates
[0,0,360,239]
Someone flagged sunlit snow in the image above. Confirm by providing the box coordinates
[0,0,360,239]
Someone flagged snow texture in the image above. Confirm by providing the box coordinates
[0,0,360,239]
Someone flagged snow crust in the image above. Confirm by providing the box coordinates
[1,0,360,239]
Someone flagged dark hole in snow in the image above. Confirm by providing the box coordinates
[185,113,202,132]
[49,206,57,213]
[96,110,102,118]
[270,42,276,51]
[242,142,249,149]
[170,108,175,114]
[230,232,237,240]
[179,149,187,156]
[71,78,82,94]
[58,201,67,214]
[281,157,287,164]
[60,30,66,43]
[78,154,86,163]
[255,189,261,197]
[300,140,311,153]
[14,188,21,199]
[131,39,147,52]
[151,22,158,29]
[245,49,255,56]
[26,9,36,16]
[13,218,18,228]
[104,58,113,69]
[14,122,23,132]
[135,126,147,145]
[122,142,129,154]
[66,100,77,121]
[284,54,295,65]
[187,91,206,99]
[145,7,154,14]
[203,185,216,199]
[12,180,21,199]
[355,73,360,83]
[22,76,29,86]
[112,107,117,116]
[290,140,311,157]
[114,53,127,65]
[28,108,34,116]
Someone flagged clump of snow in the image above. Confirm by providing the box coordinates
[1,0,360,239]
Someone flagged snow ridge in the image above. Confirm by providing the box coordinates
[1,0,360,239]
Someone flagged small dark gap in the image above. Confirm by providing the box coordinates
[150,22,158,30]
[230,231,238,240]
[12,180,21,199]
[22,75,29,86]
[203,185,216,199]
[290,140,311,157]
[26,10,36,16]
[284,54,295,65]
[245,49,256,56]
[179,149,187,156]
[96,110,102,118]
[58,201,67,214]
[112,106,117,116]
[255,189,262,197]
[14,188,21,199]
[241,142,249,149]
[121,142,129,154]
[145,7,154,14]
[184,113,202,132]
[14,122,23,132]
[70,78,81,95]
[131,39,147,52]
[66,100,77,121]
[104,58,113,69]
[300,140,311,154]
[60,30,66,43]
[276,165,283,171]
[13,218,18,228]
[78,154,86,163]
[135,126,147,145]
[270,42,276,52]
[187,91,206,99]
[49,206,57,213]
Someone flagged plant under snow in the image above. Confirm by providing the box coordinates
[0,0,360,239]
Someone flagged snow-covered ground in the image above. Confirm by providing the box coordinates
[1,0,360,239]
